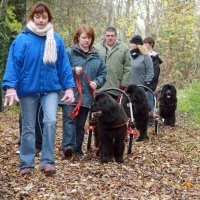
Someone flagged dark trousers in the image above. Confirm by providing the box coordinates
[18,103,43,150]
[62,105,89,156]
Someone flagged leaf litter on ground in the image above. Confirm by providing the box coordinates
[0,110,200,199]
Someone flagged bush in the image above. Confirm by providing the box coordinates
[178,80,200,124]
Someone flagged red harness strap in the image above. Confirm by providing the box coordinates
[113,119,129,128]
[127,128,140,137]
[87,125,96,131]
[69,69,96,118]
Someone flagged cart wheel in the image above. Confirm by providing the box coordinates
[155,120,159,134]
[87,130,93,150]
[128,134,133,154]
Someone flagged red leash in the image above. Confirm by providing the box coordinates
[69,68,96,118]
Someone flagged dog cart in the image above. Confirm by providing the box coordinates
[86,88,139,154]
[137,85,161,134]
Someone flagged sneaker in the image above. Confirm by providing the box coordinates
[63,146,74,158]
[41,166,56,175]
[20,168,32,175]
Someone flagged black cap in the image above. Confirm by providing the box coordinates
[130,35,143,45]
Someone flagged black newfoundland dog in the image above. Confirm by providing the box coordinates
[122,84,149,141]
[157,84,177,127]
[91,92,128,163]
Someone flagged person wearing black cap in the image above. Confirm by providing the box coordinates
[129,34,154,88]
[129,35,154,128]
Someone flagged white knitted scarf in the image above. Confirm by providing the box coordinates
[27,20,57,64]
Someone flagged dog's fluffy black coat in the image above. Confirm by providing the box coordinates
[122,84,149,141]
[157,84,177,126]
[91,92,128,163]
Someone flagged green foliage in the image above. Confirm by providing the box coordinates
[0,5,23,81]
[156,0,198,68]
[5,6,23,34]
[0,23,10,82]
[116,13,137,41]
[178,80,200,124]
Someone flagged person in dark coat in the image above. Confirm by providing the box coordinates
[143,37,163,92]
[60,25,107,158]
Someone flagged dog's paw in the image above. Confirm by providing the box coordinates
[100,157,113,163]
[136,135,149,142]
[115,157,124,163]
[96,149,100,157]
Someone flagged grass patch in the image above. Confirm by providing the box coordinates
[177,80,200,124]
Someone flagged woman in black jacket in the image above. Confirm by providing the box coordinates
[143,37,163,92]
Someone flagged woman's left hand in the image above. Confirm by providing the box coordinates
[89,81,97,90]
[61,88,75,104]
[4,88,19,107]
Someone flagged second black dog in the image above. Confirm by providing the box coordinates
[122,84,149,141]
[91,92,128,163]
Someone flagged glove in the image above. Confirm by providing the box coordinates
[75,66,83,75]
[89,81,97,90]
[4,88,19,107]
[61,88,75,104]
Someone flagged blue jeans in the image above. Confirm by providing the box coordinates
[19,92,58,170]
[19,103,43,150]
[146,91,155,112]
[62,105,89,156]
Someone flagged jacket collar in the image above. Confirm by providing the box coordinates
[72,44,97,54]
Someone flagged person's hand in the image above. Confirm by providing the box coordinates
[4,88,19,107]
[61,88,75,104]
[89,81,97,90]
[75,66,83,75]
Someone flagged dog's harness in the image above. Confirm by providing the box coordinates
[114,118,140,137]
[69,68,96,118]
[113,119,130,128]
[159,103,177,107]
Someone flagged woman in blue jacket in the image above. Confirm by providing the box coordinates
[60,25,107,158]
[2,2,75,175]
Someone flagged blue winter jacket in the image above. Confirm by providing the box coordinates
[66,44,107,108]
[2,29,75,97]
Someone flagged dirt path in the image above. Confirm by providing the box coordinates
[0,110,200,199]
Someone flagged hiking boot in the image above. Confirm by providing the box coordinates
[63,146,74,158]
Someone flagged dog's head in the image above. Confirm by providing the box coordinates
[91,92,118,118]
[161,84,177,99]
[125,84,147,104]
[122,84,149,115]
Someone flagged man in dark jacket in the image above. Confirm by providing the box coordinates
[144,37,163,92]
